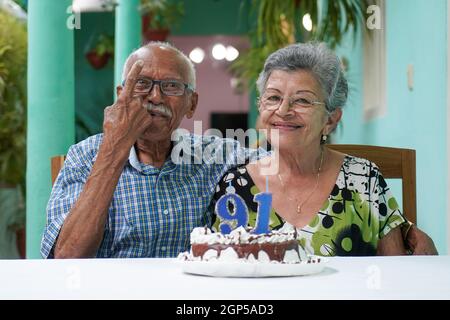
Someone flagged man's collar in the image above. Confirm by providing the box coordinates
[128,145,142,172]
[128,144,177,175]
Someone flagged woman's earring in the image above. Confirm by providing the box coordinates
[321,134,328,143]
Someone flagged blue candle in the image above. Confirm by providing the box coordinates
[252,176,272,234]
[215,182,248,234]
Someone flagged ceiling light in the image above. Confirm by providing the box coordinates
[302,13,313,32]
[225,46,239,61]
[212,44,227,60]
[189,47,205,64]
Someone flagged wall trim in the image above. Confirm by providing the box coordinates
[363,0,386,121]
[447,0,450,254]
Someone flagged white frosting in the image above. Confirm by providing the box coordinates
[257,251,270,263]
[247,253,257,263]
[283,249,302,264]
[190,225,298,245]
[203,249,218,261]
[217,247,239,261]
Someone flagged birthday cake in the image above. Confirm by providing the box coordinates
[178,224,308,264]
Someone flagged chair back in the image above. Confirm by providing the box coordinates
[327,144,416,224]
[51,155,66,185]
[51,146,416,223]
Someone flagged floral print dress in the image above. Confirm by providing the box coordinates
[210,155,406,256]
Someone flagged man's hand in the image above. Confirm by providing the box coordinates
[406,225,438,255]
[103,60,153,150]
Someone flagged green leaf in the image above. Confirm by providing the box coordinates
[231,0,370,86]
[0,9,27,186]
[139,0,184,30]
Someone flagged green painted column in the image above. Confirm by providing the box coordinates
[114,0,141,89]
[27,0,75,258]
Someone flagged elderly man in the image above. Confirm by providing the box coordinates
[41,42,263,258]
[41,42,436,258]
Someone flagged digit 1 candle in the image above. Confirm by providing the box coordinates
[252,176,272,234]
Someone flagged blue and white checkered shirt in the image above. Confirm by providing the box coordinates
[41,133,266,258]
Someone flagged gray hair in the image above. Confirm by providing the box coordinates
[256,42,348,112]
[122,41,196,90]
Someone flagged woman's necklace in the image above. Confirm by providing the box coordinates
[277,149,325,215]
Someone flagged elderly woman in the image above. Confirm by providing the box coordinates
[212,42,435,256]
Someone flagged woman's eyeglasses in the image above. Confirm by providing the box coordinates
[259,93,325,113]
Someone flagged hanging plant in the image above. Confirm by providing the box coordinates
[139,0,184,42]
[230,0,372,88]
[85,33,114,69]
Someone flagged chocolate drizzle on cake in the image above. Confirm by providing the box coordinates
[187,226,307,264]
[192,239,300,262]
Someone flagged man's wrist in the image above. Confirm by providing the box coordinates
[99,136,132,166]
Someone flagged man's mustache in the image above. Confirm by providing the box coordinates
[145,103,173,118]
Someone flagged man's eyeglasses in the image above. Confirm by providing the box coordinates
[259,93,326,113]
[123,78,194,96]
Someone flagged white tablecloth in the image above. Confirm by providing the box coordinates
[1,256,449,299]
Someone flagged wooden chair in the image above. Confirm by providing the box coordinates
[327,144,416,224]
[51,145,416,223]
[51,155,66,185]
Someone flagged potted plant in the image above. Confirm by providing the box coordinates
[139,0,184,42]
[0,8,27,258]
[230,0,370,89]
[85,33,114,69]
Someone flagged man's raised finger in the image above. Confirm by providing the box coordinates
[121,59,144,100]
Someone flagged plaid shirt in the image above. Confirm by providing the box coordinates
[41,133,266,258]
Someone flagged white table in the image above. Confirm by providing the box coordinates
[0,256,449,299]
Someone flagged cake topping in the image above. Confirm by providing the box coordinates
[181,224,308,264]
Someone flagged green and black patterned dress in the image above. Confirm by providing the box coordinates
[211,155,406,256]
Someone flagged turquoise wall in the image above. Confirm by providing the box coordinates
[172,0,249,35]
[75,12,115,142]
[337,0,448,254]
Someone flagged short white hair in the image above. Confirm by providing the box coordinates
[256,42,348,112]
[121,41,196,90]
